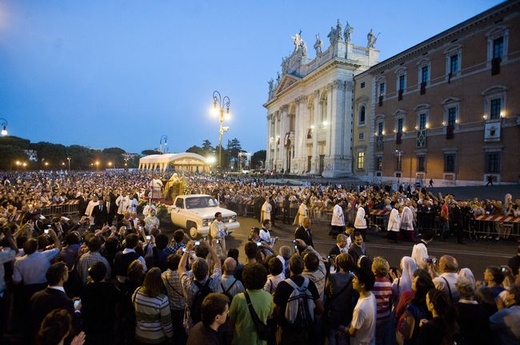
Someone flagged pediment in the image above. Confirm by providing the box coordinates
[276,74,301,94]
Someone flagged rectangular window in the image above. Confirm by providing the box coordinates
[419,114,427,130]
[399,75,405,91]
[490,98,501,120]
[485,152,501,173]
[377,122,384,136]
[444,154,455,173]
[397,118,404,133]
[450,54,459,73]
[359,106,366,125]
[358,133,364,140]
[357,152,365,169]
[417,156,425,172]
[379,82,385,97]
[421,66,429,83]
[493,37,504,59]
[448,107,457,126]
[360,82,366,89]
[396,153,402,171]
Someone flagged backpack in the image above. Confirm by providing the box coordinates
[190,279,213,325]
[284,277,315,328]
[221,279,238,302]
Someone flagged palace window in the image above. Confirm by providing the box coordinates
[444,154,456,173]
[357,152,365,170]
[359,106,366,125]
[485,152,501,173]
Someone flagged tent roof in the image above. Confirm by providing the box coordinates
[139,152,209,165]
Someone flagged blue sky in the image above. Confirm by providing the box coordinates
[0,0,503,154]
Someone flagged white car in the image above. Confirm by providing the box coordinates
[169,194,240,239]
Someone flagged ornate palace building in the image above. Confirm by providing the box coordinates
[264,23,379,178]
[267,1,520,184]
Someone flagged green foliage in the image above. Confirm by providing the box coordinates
[252,150,266,169]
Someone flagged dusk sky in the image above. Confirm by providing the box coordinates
[0,0,503,155]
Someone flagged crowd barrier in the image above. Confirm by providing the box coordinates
[40,200,80,218]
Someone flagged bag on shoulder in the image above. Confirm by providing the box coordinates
[284,277,315,328]
[190,279,213,325]
[244,291,273,341]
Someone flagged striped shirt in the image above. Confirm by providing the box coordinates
[132,289,173,344]
[372,276,392,320]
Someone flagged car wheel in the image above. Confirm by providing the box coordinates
[187,222,200,239]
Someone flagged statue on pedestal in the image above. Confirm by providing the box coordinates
[313,34,323,55]
[344,21,353,43]
[367,29,378,48]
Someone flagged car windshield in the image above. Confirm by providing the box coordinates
[185,196,218,209]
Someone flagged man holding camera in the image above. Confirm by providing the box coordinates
[210,212,228,255]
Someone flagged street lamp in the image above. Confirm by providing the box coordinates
[66,157,71,171]
[160,135,168,153]
[0,118,8,136]
[212,91,231,170]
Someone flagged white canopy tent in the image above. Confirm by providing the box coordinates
[138,152,211,173]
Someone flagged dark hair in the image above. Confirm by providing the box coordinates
[214,212,222,218]
[289,254,304,275]
[88,236,102,252]
[166,254,181,271]
[88,261,107,283]
[173,230,185,243]
[353,230,362,239]
[267,256,283,276]
[125,234,139,249]
[336,253,355,272]
[155,233,169,250]
[37,235,49,251]
[194,245,209,259]
[104,236,120,254]
[142,267,165,297]
[23,238,38,255]
[127,260,145,283]
[303,252,319,272]
[36,309,71,345]
[242,263,268,290]
[201,293,229,326]
[227,248,239,262]
[354,267,376,291]
[262,219,271,227]
[250,227,260,236]
[486,265,505,285]
[46,262,68,286]
[244,242,258,259]
[413,270,435,305]
[193,258,209,281]
[64,232,80,245]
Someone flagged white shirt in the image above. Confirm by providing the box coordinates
[351,293,377,345]
[354,207,367,229]
[331,204,345,226]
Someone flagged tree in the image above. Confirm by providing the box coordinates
[226,138,242,170]
[142,149,161,156]
[186,145,203,155]
[0,145,29,170]
[201,140,214,156]
[252,150,266,169]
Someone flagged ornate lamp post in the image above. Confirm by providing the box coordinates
[0,118,8,136]
[160,135,168,153]
[66,157,71,171]
[212,91,231,170]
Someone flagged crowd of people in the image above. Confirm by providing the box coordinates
[0,170,519,345]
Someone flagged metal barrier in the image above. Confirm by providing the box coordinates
[40,200,80,218]
[472,215,520,239]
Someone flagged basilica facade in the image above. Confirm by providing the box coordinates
[264,23,379,178]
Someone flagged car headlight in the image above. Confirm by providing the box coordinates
[230,215,237,223]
